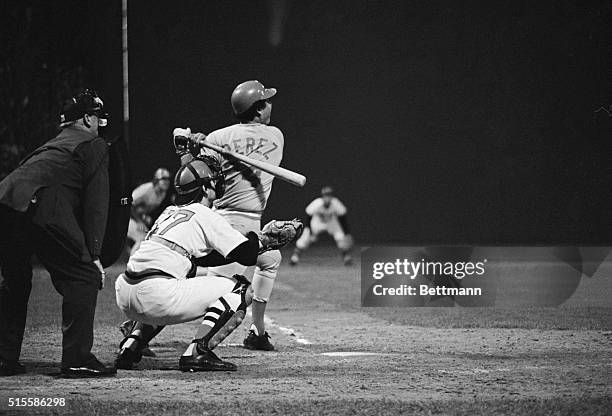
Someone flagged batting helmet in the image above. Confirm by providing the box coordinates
[174,158,225,205]
[230,80,277,115]
[60,88,106,125]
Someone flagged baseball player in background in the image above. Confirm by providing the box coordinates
[290,186,354,266]
[173,80,284,351]
[115,158,258,371]
[126,167,175,255]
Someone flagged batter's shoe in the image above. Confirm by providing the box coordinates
[179,349,237,372]
[289,252,299,266]
[343,254,353,266]
[243,327,275,351]
[0,358,26,376]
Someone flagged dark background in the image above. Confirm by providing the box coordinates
[2,0,611,244]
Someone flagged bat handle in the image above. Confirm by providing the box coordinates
[188,132,207,148]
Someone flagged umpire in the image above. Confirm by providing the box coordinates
[0,89,116,377]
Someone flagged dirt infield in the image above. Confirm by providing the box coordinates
[0,246,610,415]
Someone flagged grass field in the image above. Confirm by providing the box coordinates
[0,245,611,415]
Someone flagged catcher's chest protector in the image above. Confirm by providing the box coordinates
[100,136,132,267]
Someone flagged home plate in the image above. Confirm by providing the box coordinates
[321,352,387,357]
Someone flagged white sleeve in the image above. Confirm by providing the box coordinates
[305,199,320,216]
[333,198,347,216]
[131,183,150,205]
[202,210,248,257]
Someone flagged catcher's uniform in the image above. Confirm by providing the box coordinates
[115,203,248,325]
[201,122,284,303]
[296,197,349,250]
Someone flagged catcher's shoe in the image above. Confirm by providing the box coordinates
[243,327,275,351]
[119,320,156,357]
[115,347,142,370]
[179,349,237,372]
[115,334,144,370]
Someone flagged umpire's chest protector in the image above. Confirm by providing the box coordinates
[100,136,132,267]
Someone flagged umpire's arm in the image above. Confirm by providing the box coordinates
[78,138,110,260]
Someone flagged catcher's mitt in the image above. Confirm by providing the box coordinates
[259,219,304,253]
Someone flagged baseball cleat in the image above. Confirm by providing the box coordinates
[289,253,299,266]
[119,320,156,357]
[243,329,275,351]
[115,347,142,370]
[343,254,353,266]
[179,349,237,372]
[141,346,156,357]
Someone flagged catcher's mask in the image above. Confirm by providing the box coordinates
[174,157,225,205]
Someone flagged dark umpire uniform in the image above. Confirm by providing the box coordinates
[0,89,118,377]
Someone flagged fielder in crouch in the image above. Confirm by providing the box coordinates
[173,79,284,351]
[126,167,174,256]
[115,158,260,371]
[290,186,354,266]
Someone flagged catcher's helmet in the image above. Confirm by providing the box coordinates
[230,80,277,115]
[174,157,225,205]
[60,88,106,125]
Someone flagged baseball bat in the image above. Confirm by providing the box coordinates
[190,136,307,187]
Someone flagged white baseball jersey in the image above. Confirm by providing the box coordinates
[127,203,247,279]
[306,197,347,224]
[131,182,167,216]
[202,122,284,215]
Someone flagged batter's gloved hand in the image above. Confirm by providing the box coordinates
[173,127,198,156]
[259,219,304,254]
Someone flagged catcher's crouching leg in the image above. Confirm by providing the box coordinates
[179,275,252,372]
[119,320,159,357]
[115,322,165,370]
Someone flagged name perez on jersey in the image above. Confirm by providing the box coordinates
[225,137,279,161]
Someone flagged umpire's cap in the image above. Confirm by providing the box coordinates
[60,88,106,125]
[230,80,276,115]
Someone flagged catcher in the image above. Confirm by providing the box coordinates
[114,158,302,371]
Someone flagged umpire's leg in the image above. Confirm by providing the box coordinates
[0,207,34,363]
[34,235,100,368]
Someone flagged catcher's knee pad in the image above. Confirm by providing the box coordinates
[200,276,252,351]
[253,250,281,303]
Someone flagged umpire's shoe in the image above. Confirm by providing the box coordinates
[179,348,237,372]
[243,325,275,351]
[0,358,26,376]
[60,357,116,378]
